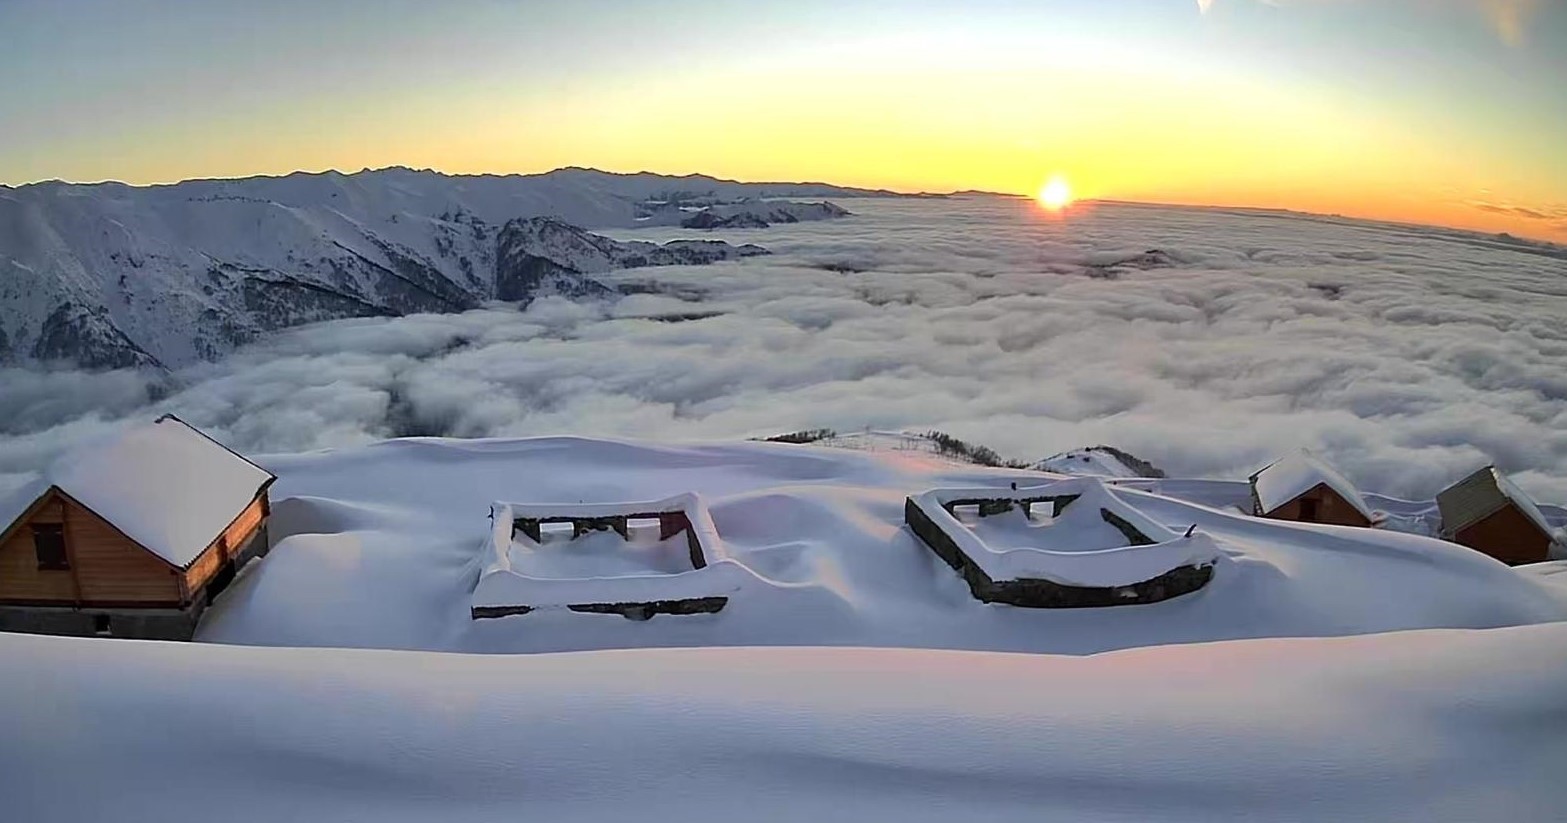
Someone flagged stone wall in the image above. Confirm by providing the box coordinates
[905,497,1212,609]
[513,511,705,570]
[0,591,207,641]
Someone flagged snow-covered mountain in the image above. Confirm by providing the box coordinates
[679,200,851,230]
[0,167,882,369]
[494,217,768,301]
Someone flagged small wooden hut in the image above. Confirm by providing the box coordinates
[1249,451,1374,528]
[0,415,275,639]
[1437,466,1562,566]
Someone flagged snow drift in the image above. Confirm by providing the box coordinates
[4,434,1567,821]
[3,625,1566,822]
[195,435,1567,655]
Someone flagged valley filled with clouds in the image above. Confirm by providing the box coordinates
[4,195,1566,502]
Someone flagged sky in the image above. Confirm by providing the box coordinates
[1,0,1564,240]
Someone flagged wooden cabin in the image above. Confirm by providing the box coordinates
[0,415,275,639]
[1249,451,1374,528]
[1437,466,1563,566]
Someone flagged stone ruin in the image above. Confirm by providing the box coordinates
[472,494,740,621]
[905,479,1217,608]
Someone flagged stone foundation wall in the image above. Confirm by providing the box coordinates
[0,591,208,641]
[513,512,705,569]
[473,596,728,622]
[0,522,268,641]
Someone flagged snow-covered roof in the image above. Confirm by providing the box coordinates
[2,416,274,568]
[1251,451,1374,521]
[1435,465,1560,542]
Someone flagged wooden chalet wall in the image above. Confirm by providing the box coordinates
[1453,504,1552,566]
[1261,483,1371,528]
[65,495,183,605]
[0,490,182,607]
[0,493,77,603]
[183,493,269,596]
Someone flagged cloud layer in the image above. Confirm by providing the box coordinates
[3,196,1566,504]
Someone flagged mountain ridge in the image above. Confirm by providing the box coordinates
[0,169,867,369]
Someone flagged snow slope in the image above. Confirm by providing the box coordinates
[0,168,874,368]
[1038,446,1158,478]
[678,200,852,229]
[196,436,1567,655]
[493,217,767,302]
[6,433,1567,821]
[4,625,1567,822]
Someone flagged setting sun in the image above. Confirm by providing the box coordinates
[1038,176,1074,210]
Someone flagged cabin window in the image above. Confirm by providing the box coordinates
[32,523,69,570]
[92,615,112,636]
[1298,497,1319,522]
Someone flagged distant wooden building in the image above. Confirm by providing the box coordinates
[1437,466,1562,566]
[1249,451,1374,528]
[0,415,275,639]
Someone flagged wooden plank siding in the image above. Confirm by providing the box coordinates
[63,497,183,604]
[0,489,184,606]
[1260,483,1372,528]
[0,488,272,608]
[0,491,77,603]
[182,493,268,595]
[1454,504,1553,566]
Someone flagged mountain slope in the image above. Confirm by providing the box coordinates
[680,200,851,229]
[0,168,858,368]
[494,217,767,302]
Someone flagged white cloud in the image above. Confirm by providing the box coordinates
[2,197,1566,506]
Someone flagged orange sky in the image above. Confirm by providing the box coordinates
[2,1,1563,241]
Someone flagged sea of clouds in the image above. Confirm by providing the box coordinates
[3,195,1566,502]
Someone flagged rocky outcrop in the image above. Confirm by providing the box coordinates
[681,211,769,230]
[1084,249,1177,278]
[680,200,850,230]
[31,304,160,370]
[494,217,766,304]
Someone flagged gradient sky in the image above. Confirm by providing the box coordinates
[2,0,1564,239]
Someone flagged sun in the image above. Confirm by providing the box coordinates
[1037,176,1073,211]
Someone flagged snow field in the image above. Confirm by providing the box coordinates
[6,624,1567,822]
[196,436,1567,655]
